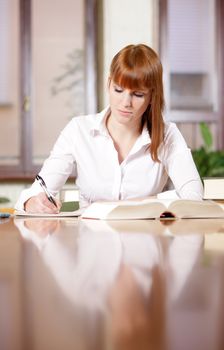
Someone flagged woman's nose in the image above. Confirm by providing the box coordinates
[122,92,132,107]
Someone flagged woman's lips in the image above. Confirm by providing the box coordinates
[118,109,132,116]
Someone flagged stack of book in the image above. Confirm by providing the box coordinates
[203,177,224,202]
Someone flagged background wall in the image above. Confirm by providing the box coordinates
[98,0,158,108]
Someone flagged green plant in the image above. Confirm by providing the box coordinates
[0,197,10,204]
[192,122,224,178]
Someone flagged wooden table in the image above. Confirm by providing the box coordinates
[0,216,224,350]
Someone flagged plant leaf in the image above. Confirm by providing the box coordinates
[200,122,213,150]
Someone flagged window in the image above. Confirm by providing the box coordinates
[0,0,97,179]
[159,0,224,149]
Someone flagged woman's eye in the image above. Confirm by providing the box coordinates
[133,92,144,98]
[114,87,123,93]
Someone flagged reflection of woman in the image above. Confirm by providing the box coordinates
[107,234,204,350]
[14,218,204,349]
[14,218,204,307]
[15,44,203,214]
[108,264,165,350]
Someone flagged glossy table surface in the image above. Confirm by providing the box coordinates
[0,216,224,350]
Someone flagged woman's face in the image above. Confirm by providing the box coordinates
[108,79,151,126]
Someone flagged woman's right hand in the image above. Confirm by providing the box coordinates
[24,192,61,214]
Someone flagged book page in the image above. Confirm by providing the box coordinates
[169,199,224,218]
[82,200,168,220]
[107,202,166,220]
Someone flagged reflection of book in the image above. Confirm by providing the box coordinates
[81,199,224,220]
[81,218,224,236]
[203,177,224,199]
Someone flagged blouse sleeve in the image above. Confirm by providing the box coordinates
[15,120,77,210]
[159,123,203,200]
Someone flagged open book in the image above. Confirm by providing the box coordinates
[14,198,224,220]
[81,198,224,220]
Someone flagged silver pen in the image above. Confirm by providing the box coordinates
[35,175,58,208]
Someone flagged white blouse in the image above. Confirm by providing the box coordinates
[15,107,203,210]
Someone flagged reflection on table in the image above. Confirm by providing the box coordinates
[0,217,224,350]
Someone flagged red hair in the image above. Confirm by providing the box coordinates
[109,44,165,161]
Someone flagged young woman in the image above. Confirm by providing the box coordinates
[16,44,203,213]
